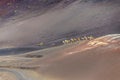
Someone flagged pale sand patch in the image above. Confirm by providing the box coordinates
[0,72,17,80]
[15,69,43,80]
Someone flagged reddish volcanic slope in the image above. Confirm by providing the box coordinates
[0,34,119,80]
[36,34,120,80]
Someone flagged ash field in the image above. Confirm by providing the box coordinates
[0,0,120,80]
[0,34,120,80]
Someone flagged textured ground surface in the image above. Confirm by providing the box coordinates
[0,34,119,80]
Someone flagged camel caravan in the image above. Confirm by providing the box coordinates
[62,36,94,44]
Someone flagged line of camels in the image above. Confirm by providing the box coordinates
[62,35,94,44]
[37,35,94,46]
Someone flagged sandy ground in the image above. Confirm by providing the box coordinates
[0,72,17,80]
[0,34,119,80]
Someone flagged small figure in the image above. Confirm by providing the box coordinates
[37,42,44,46]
